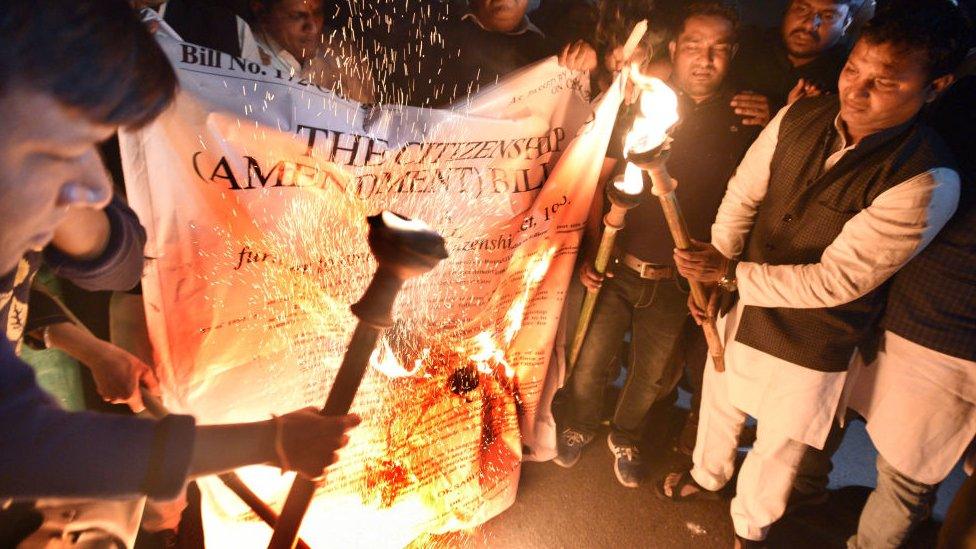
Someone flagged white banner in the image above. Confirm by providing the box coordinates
[122,32,622,547]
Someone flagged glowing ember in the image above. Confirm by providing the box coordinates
[615,163,645,196]
[624,71,680,156]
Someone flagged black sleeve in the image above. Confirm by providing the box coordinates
[43,196,147,293]
[22,287,71,350]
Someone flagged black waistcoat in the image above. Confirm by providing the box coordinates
[882,77,976,361]
[735,96,954,372]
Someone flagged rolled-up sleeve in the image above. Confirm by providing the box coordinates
[0,341,194,499]
[43,196,146,292]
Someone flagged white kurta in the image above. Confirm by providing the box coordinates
[847,331,976,484]
[709,104,960,448]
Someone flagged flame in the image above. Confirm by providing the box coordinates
[466,247,556,380]
[624,70,679,156]
[615,163,645,196]
[370,338,424,378]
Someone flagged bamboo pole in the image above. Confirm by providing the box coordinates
[568,173,643,368]
[636,156,726,372]
[268,212,447,549]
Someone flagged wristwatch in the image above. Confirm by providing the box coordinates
[718,259,738,293]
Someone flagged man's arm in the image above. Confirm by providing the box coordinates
[736,168,961,309]
[0,340,359,499]
[709,105,788,259]
[44,195,146,292]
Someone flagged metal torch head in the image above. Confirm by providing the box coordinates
[606,163,646,210]
[625,141,671,170]
[366,211,448,280]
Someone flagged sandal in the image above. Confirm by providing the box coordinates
[655,470,721,502]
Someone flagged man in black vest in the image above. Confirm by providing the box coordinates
[841,20,976,547]
[660,3,966,547]
[554,3,759,488]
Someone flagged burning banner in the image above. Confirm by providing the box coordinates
[121,30,623,548]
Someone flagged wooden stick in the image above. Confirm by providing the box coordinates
[267,212,447,549]
[643,161,726,372]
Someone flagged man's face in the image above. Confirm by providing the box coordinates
[669,15,736,101]
[472,0,529,33]
[838,40,940,139]
[781,0,851,61]
[262,0,324,63]
[0,89,113,275]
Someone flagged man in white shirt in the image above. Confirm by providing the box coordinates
[659,2,967,547]
[250,0,375,103]
[841,8,975,546]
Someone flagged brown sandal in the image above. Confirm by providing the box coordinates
[655,470,721,502]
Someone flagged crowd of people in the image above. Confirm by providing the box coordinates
[0,0,973,548]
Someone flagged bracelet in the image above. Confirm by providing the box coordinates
[271,414,292,473]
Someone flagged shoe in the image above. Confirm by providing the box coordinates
[607,432,643,488]
[553,427,592,468]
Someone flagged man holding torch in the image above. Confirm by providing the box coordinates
[663,3,967,546]
[0,0,361,503]
[555,2,758,488]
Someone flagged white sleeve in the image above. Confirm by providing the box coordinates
[237,16,262,62]
[710,105,791,259]
[737,167,961,309]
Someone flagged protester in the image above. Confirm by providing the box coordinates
[555,2,760,489]
[661,2,965,545]
[730,0,857,126]
[250,0,375,103]
[809,5,975,545]
[0,0,359,501]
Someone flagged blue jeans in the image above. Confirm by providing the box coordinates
[564,266,688,443]
[848,455,940,548]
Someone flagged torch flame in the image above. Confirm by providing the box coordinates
[614,163,645,196]
[624,69,680,156]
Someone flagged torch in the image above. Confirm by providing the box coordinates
[267,211,448,549]
[624,75,725,372]
[568,164,644,368]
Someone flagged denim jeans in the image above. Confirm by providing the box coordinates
[565,265,688,443]
[848,454,940,549]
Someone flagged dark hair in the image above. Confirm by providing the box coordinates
[860,0,972,79]
[0,0,177,129]
[675,2,740,42]
[594,0,660,52]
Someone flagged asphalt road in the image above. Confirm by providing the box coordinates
[467,400,965,549]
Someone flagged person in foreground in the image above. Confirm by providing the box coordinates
[661,3,967,547]
[0,0,359,500]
